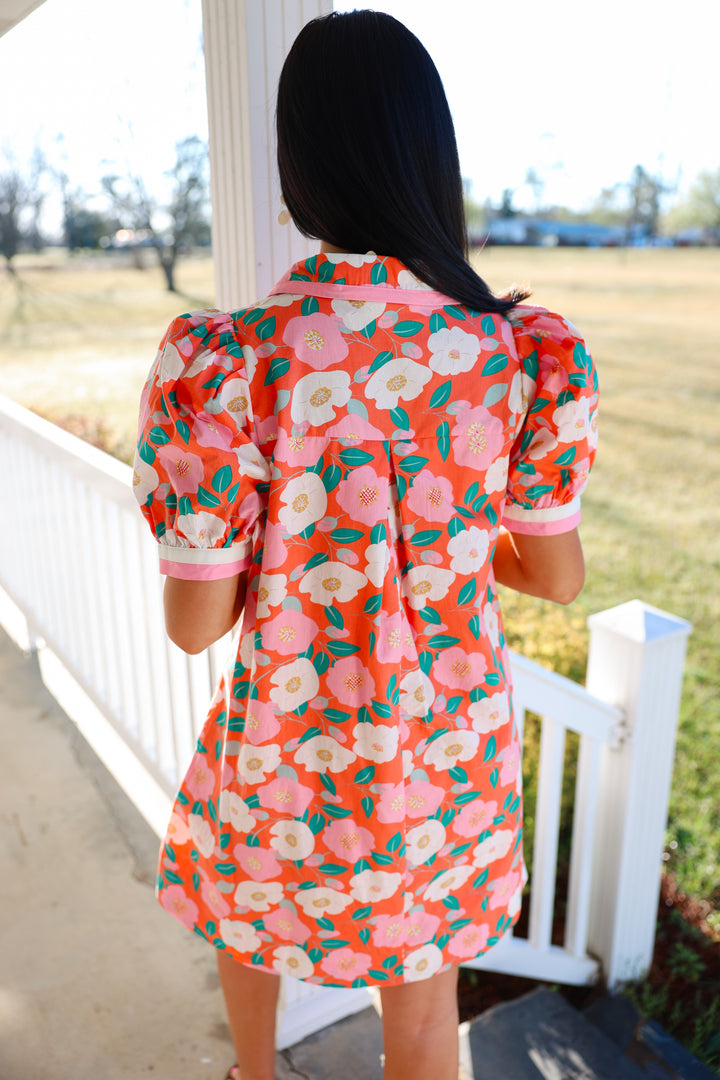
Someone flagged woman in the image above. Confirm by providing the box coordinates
[134,11,597,1080]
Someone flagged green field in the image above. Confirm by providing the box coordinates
[1,246,718,918]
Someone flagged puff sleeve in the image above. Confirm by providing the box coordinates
[133,310,271,579]
[503,306,598,536]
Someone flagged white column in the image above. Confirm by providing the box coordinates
[584,600,692,990]
[201,0,332,311]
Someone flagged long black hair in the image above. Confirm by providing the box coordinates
[276,10,527,314]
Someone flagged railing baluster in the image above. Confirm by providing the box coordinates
[528,717,566,952]
[565,734,602,958]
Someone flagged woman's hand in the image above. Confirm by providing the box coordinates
[163,572,248,654]
[492,526,585,605]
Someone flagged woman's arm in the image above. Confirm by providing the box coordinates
[492,526,585,605]
[163,572,248,654]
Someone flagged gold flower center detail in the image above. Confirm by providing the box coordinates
[467,421,488,455]
[411,580,432,596]
[289,435,305,451]
[444,743,463,758]
[310,386,332,407]
[227,395,248,413]
[285,833,298,847]
[426,485,443,506]
[349,300,366,309]
[285,676,302,694]
[251,891,266,902]
[339,831,359,849]
[273,790,293,803]
[358,485,378,507]
[278,626,296,642]
[451,660,471,678]
[448,348,460,360]
[343,673,365,692]
[417,834,431,849]
[292,493,309,513]
[258,587,269,602]
[247,757,263,771]
[322,576,342,592]
[304,329,325,350]
[317,749,333,763]
[386,374,407,392]
[174,459,192,478]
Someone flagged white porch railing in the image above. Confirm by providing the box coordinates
[0,395,691,1044]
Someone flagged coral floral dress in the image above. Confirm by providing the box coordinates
[134,252,597,987]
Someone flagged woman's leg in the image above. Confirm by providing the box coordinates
[379,965,459,1080]
[216,949,281,1080]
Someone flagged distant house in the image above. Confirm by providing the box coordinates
[474,216,645,248]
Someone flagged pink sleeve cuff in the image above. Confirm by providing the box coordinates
[158,542,252,580]
[502,497,581,536]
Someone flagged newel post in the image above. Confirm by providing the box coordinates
[584,600,692,990]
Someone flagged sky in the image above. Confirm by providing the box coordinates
[1,0,718,231]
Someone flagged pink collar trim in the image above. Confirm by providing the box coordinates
[268,275,456,308]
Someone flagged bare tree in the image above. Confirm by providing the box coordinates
[0,150,47,274]
[102,136,210,292]
[626,164,672,241]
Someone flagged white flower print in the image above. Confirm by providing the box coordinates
[132,457,158,504]
[447,527,491,575]
[217,376,253,427]
[272,945,314,979]
[175,510,226,548]
[468,693,510,734]
[526,426,558,461]
[269,820,315,860]
[422,864,475,903]
[349,870,403,904]
[294,886,355,917]
[423,730,480,772]
[507,369,537,416]
[323,252,377,266]
[269,658,320,712]
[403,943,444,982]
[364,542,390,587]
[255,574,287,619]
[188,813,215,858]
[236,743,281,785]
[398,670,435,718]
[482,603,500,649]
[256,292,301,309]
[331,298,386,331]
[365,357,432,409]
[406,820,446,867]
[219,919,262,954]
[234,880,283,911]
[239,630,254,669]
[299,562,367,606]
[472,828,514,868]
[397,268,433,291]
[403,566,455,610]
[351,722,399,764]
[553,395,592,443]
[484,455,509,493]
[427,327,482,376]
[291,370,352,424]
[219,790,256,833]
[294,735,357,774]
[278,473,328,535]
[241,344,259,382]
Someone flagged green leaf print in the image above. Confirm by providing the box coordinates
[523,483,554,501]
[326,641,361,657]
[446,695,464,715]
[489,768,499,788]
[386,832,403,852]
[393,320,424,336]
[368,350,393,375]
[363,594,382,615]
[323,708,351,723]
[322,463,342,493]
[358,706,372,724]
[442,895,461,910]
[529,396,550,414]
[457,579,477,606]
[482,353,509,376]
[308,813,326,834]
[323,804,353,819]
[298,522,315,540]
[241,307,264,325]
[573,340,590,369]
[429,312,448,333]
[301,295,319,316]
[523,348,539,380]
[368,969,390,981]
[359,927,371,944]
[175,418,191,445]
[429,380,452,409]
[313,651,330,676]
[371,700,392,718]
[305,552,330,571]
[298,726,323,744]
[473,867,490,888]
[211,465,232,493]
[165,870,183,884]
[370,261,388,284]
[330,527,364,543]
[372,852,394,866]
[444,304,467,321]
[339,448,374,467]
[264,357,290,385]
[426,634,461,649]
[448,516,467,537]
[454,790,481,805]
[324,605,344,629]
[556,389,576,407]
[138,440,156,465]
[397,454,428,474]
[418,651,433,675]
[569,372,588,387]
[320,775,337,796]
[214,862,238,875]
[354,765,376,785]
[410,529,442,547]
[390,405,410,429]
[318,260,335,283]
[382,954,399,970]
[353,906,373,921]
[449,766,468,783]
[418,607,442,626]
[485,672,501,686]
[148,425,170,446]
[318,863,346,875]
[468,615,481,640]
[201,373,225,389]
[255,315,276,341]
[481,315,495,335]
[361,797,374,820]
[436,421,450,461]
[360,320,377,339]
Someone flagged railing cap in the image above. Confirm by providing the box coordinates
[587,599,692,643]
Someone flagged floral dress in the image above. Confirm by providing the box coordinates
[133,252,597,987]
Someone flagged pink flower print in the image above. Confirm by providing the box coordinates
[403,911,441,946]
[376,611,417,664]
[322,818,375,863]
[375,783,406,823]
[192,411,235,452]
[488,868,522,910]
[499,741,521,787]
[326,657,376,708]
[165,812,191,847]
[257,777,314,817]
[264,906,312,945]
[261,610,320,656]
[453,799,498,838]
[404,780,445,819]
[185,752,216,801]
[273,429,330,466]
[283,313,349,370]
[336,465,389,527]
[539,350,569,394]
[242,700,282,745]
[233,842,283,882]
[326,413,386,443]
[407,469,455,523]
[320,947,373,981]
[447,922,490,959]
[263,521,288,570]
[568,455,592,497]
[450,405,504,471]
[434,646,488,691]
[255,414,279,447]
[159,884,199,930]
[371,913,406,949]
[200,878,232,920]
[156,444,205,496]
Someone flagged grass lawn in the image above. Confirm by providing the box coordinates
[1,245,718,915]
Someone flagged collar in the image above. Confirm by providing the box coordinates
[269,252,456,307]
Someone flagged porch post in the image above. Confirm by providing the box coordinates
[201,0,332,311]
[584,600,692,990]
